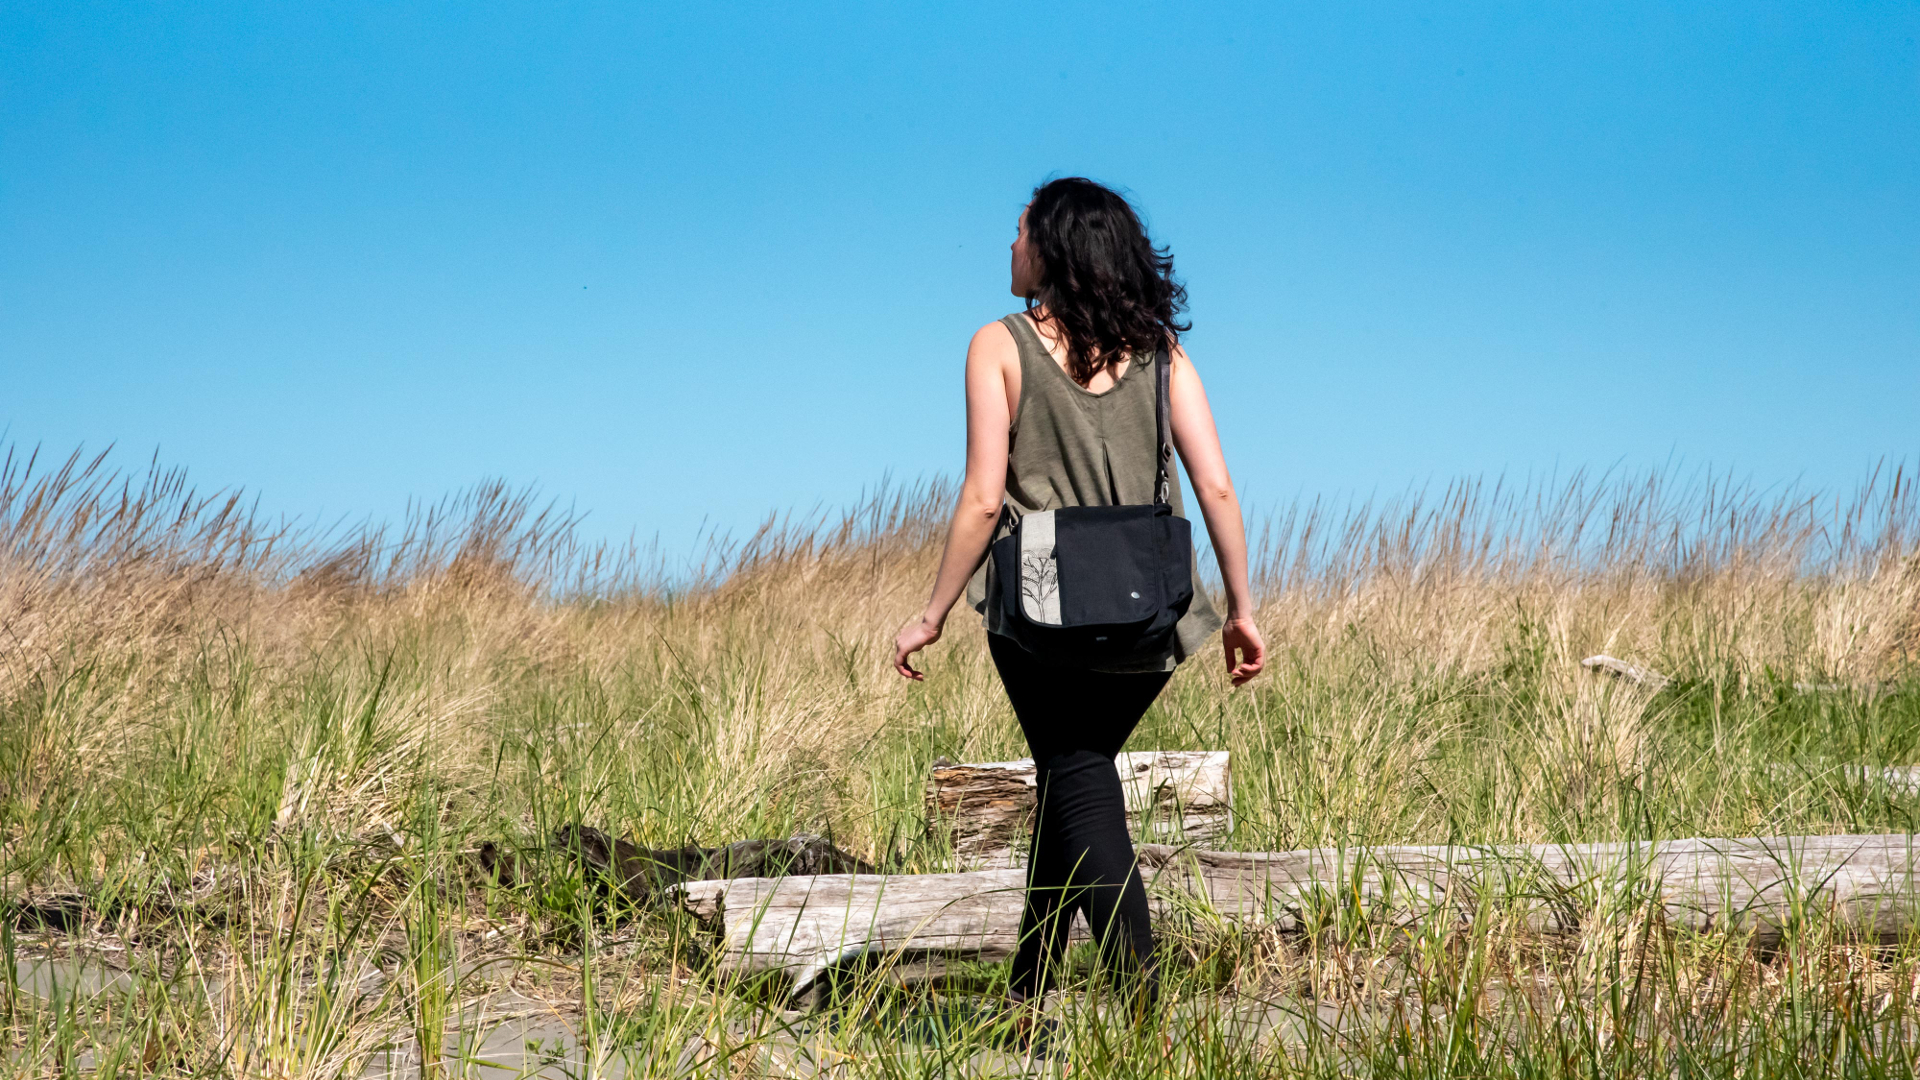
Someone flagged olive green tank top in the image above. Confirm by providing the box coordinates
[965,313,1223,672]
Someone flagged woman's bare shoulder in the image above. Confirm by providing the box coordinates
[970,317,1017,348]
[967,318,1019,365]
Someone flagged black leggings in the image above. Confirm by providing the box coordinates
[988,633,1173,1001]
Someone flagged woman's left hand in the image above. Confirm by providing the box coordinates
[892,614,944,680]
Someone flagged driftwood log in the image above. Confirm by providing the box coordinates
[1768,763,1920,793]
[1581,654,1669,688]
[681,834,1920,992]
[927,750,1231,867]
[477,826,875,907]
[1580,656,1898,698]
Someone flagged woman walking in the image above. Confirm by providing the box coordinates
[892,178,1265,1022]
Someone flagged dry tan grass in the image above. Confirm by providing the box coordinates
[2,447,1915,856]
[3,446,1919,1076]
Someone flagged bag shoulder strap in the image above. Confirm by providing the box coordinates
[1154,348,1173,506]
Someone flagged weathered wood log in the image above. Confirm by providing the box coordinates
[1137,834,1920,940]
[1580,659,1899,697]
[680,834,1920,992]
[1581,654,1669,688]
[681,868,1033,992]
[478,827,876,907]
[1766,763,1920,793]
[926,750,1231,867]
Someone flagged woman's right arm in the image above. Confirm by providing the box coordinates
[1166,345,1266,686]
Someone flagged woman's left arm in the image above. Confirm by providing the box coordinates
[892,322,1017,679]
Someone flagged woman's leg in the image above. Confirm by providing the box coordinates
[990,635,1076,998]
[988,634,1172,1001]
[1033,747,1159,997]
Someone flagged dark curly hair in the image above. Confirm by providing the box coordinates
[1023,177,1189,386]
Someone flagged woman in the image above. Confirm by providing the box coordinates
[892,178,1266,1016]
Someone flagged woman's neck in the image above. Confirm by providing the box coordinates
[1026,307,1073,350]
[1025,309,1127,387]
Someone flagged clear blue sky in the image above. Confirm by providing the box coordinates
[4,3,1915,554]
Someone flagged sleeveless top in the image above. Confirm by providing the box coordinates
[965,313,1224,672]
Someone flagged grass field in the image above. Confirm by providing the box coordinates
[3,445,1918,1077]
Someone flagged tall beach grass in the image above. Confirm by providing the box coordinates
[2,443,1917,1076]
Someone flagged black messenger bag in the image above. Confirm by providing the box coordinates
[990,349,1194,667]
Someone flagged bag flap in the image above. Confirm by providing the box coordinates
[1050,505,1166,627]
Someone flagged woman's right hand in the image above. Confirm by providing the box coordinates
[1222,617,1266,687]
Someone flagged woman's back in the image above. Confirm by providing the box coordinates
[964,312,1221,672]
